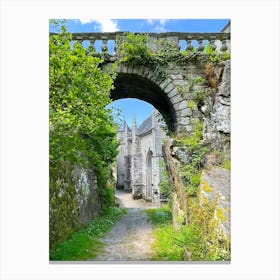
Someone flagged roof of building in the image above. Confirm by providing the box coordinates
[221,20,230,32]
[137,115,153,136]
[118,120,131,132]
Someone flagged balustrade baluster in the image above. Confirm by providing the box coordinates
[101,39,108,53]
[54,31,230,55]
[210,37,217,50]
[186,39,193,51]
[197,39,204,52]
[89,37,96,52]
[220,40,228,52]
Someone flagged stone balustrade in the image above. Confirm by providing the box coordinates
[50,31,230,54]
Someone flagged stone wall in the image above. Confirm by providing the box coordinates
[72,167,101,225]
[198,166,230,239]
[162,59,231,240]
[202,60,231,155]
[49,163,102,248]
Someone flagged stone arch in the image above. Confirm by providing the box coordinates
[110,64,190,133]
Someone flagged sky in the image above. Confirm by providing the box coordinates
[50,19,230,127]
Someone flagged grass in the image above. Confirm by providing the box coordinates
[147,205,230,261]
[49,207,126,261]
[146,206,185,261]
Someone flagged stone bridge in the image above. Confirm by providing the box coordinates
[67,31,231,231]
[49,30,231,250]
[68,31,230,133]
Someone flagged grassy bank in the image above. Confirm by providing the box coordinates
[50,207,125,261]
[147,204,230,261]
[146,206,185,261]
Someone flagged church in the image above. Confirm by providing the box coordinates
[116,110,167,203]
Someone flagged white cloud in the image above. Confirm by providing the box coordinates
[95,19,119,32]
[146,19,155,25]
[145,19,169,33]
[159,19,168,25]
[153,25,167,32]
[77,18,119,32]
[78,18,95,24]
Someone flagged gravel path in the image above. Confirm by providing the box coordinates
[93,190,159,261]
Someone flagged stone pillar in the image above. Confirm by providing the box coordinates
[131,115,143,199]
[123,122,131,191]
[154,110,168,202]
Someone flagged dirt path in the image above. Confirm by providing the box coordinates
[93,190,159,261]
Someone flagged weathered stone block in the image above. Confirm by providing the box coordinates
[118,64,128,73]
[167,88,179,99]
[164,83,175,94]
[146,70,155,80]
[142,67,150,77]
[159,78,172,90]
[172,79,185,86]
[175,100,189,111]
[185,125,193,132]
[170,94,183,105]
[132,66,141,75]
[217,60,230,98]
[213,101,231,133]
[218,96,230,106]
[73,167,101,225]
[172,146,191,164]
[198,167,230,238]
[177,117,191,126]
[177,107,192,117]
[170,74,183,80]
[151,74,165,86]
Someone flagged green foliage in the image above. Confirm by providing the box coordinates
[147,204,230,261]
[49,170,79,247]
[173,223,205,260]
[188,100,195,110]
[221,159,231,170]
[156,38,179,53]
[159,160,172,200]
[49,23,118,171]
[193,76,206,85]
[118,33,201,79]
[204,43,231,64]
[182,197,230,261]
[147,207,185,260]
[151,224,185,261]
[118,33,167,78]
[49,23,119,247]
[119,33,152,65]
[211,149,231,170]
[146,206,172,225]
[50,207,125,260]
[193,89,210,103]
[177,120,208,196]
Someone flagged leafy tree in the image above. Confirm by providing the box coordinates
[49,22,118,247]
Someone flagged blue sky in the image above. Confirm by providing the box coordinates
[50,19,229,127]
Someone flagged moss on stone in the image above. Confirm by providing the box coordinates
[216,208,227,222]
[201,180,213,193]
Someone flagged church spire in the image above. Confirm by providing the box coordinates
[132,113,137,130]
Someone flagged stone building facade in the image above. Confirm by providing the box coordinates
[116,110,166,202]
